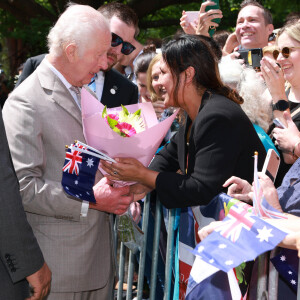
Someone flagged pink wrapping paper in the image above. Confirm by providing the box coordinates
[81,87,179,167]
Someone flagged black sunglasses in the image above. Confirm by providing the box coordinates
[111,33,136,55]
[273,46,300,60]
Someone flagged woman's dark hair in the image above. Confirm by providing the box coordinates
[134,44,157,76]
[161,34,244,106]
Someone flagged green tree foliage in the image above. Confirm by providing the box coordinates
[0,0,299,77]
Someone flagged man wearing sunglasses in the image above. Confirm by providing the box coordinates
[88,3,138,108]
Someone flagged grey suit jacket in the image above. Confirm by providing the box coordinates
[3,59,113,292]
[0,110,44,300]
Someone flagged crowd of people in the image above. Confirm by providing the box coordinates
[1,0,300,299]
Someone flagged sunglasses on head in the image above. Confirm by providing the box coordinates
[111,33,136,55]
[273,46,300,60]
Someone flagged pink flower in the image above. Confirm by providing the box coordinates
[106,114,119,121]
[116,122,137,137]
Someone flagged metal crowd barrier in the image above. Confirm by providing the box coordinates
[114,195,300,300]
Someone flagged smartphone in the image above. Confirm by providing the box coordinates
[261,149,280,182]
[238,48,263,71]
[185,11,199,24]
[273,118,286,129]
[203,0,221,36]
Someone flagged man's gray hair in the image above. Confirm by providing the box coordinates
[47,3,109,57]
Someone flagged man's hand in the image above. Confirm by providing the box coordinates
[222,32,239,55]
[91,177,133,215]
[26,262,51,300]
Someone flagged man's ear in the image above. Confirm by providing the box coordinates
[185,66,195,84]
[65,43,77,63]
[267,24,274,36]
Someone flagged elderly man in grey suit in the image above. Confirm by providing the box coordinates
[3,4,134,300]
[0,108,51,300]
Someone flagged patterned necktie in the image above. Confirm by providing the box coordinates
[70,86,81,108]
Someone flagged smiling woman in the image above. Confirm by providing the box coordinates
[101,34,266,208]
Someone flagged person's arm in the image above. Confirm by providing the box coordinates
[0,109,51,297]
[103,108,255,208]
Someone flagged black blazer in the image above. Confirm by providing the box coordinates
[15,54,46,89]
[0,110,44,299]
[101,69,138,108]
[150,91,266,209]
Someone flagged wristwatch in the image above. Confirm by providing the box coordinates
[272,100,289,111]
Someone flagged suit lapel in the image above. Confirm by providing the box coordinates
[101,70,120,108]
[37,60,82,125]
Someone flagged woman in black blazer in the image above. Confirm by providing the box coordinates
[102,35,266,208]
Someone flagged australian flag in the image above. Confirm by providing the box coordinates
[193,204,288,273]
[61,142,100,203]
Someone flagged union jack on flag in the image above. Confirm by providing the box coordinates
[62,143,84,175]
[215,203,256,242]
[61,142,100,203]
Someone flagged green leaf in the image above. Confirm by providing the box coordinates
[133,109,141,117]
[106,115,118,129]
[121,104,129,116]
[102,106,107,118]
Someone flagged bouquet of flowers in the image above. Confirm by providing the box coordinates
[102,105,145,137]
[81,87,179,251]
[81,87,178,176]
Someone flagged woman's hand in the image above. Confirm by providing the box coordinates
[273,111,300,153]
[258,172,283,212]
[152,100,166,120]
[180,11,198,35]
[223,176,252,202]
[260,56,286,101]
[196,1,223,36]
[198,221,222,240]
[101,158,158,189]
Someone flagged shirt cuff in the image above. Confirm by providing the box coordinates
[80,200,89,217]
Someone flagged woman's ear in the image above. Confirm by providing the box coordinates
[65,43,77,63]
[185,66,195,84]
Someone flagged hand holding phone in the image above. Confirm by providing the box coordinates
[202,0,221,36]
[237,48,263,71]
[273,118,286,129]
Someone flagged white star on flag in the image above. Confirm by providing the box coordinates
[256,226,274,242]
[86,158,94,167]
[225,260,234,265]
[219,244,227,249]
[280,255,286,262]
[291,279,297,285]
[288,271,293,275]
[75,180,79,185]
[198,246,204,253]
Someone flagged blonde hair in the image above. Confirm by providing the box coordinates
[277,19,300,43]
[263,45,277,56]
[147,53,162,102]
